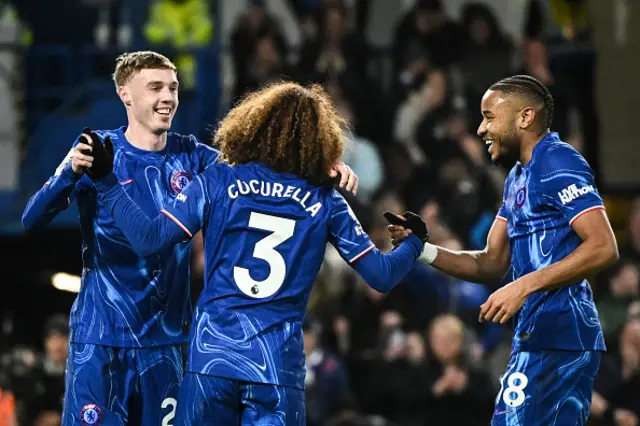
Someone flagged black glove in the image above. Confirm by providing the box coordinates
[82,127,114,180]
[383,211,430,243]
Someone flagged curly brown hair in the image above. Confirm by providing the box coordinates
[214,81,347,186]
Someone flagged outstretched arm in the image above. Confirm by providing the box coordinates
[350,235,424,292]
[95,173,206,257]
[389,217,511,286]
[329,193,425,293]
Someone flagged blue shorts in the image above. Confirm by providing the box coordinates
[175,372,305,426]
[491,350,601,426]
[61,343,184,426]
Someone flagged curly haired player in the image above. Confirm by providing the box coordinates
[85,81,427,425]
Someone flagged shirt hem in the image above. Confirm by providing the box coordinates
[70,334,188,348]
[185,368,305,390]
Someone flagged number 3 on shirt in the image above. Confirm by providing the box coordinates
[234,212,296,298]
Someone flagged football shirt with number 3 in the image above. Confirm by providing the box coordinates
[161,162,374,389]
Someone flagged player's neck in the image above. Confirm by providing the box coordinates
[124,123,167,152]
[519,130,550,165]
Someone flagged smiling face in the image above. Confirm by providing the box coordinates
[118,68,179,135]
[477,89,523,167]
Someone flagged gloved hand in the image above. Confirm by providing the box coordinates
[81,128,114,180]
[383,211,430,243]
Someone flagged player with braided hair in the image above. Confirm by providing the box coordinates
[389,75,619,425]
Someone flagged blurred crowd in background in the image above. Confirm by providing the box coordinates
[1,0,639,425]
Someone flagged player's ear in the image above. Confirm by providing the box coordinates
[519,106,536,130]
[118,86,132,107]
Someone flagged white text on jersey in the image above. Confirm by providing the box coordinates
[558,183,595,205]
[228,179,323,217]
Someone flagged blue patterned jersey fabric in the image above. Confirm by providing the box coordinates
[23,127,219,347]
[161,162,375,389]
[496,132,606,353]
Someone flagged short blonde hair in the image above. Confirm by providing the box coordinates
[429,314,465,339]
[112,51,177,88]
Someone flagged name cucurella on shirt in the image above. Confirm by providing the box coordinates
[228,179,323,217]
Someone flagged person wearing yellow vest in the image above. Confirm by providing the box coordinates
[144,0,214,90]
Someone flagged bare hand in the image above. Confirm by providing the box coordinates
[388,222,412,247]
[333,316,350,337]
[330,162,359,195]
[460,135,486,166]
[614,409,639,426]
[385,213,412,246]
[590,391,609,417]
[380,310,403,329]
[469,342,484,362]
[447,366,468,393]
[71,134,94,174]
[479,279,529,324]
[432,374,451,397]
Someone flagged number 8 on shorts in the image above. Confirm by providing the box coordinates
[500,372,528,408]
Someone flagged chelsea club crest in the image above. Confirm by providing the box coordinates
[514,186,527,209]
[80,404,102,425]
[170,171,192,193]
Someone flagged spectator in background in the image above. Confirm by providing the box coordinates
[20,315,68,426]
[392,0,465,75]
[296,0,382,140]
[458,2,514,129]
[230,0,288,100]
[144,0,214,90]
[393,63,448,167]
[591,318,640,426]
[597,262,640,346]
[331,280,420,403]
[332,86,384,204]
[429,108,505,246]
[241,34,294,95]
[297,0,368,86]
[304,317,352,426]
[621,198,640,265]
[423,314,495,426]
[365,331,430,426]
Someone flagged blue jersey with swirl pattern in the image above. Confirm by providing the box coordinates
[22,126,219,347]
[496,132,606,354]
[160,162,377,390]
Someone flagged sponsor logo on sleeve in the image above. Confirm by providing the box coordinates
[558,184,595,205]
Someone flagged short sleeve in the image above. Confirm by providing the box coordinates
[496,202,508,223]
[539,146,604,226]
[161,173,212,238]
[328,190,374,263]
[496,174,510,223]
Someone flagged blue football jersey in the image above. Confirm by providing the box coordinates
[23,126,219,347]
[161,162,375,389]
[496,132,606,353]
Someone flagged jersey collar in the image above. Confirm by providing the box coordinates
[117,126,169,156]
[518,131,560,170]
